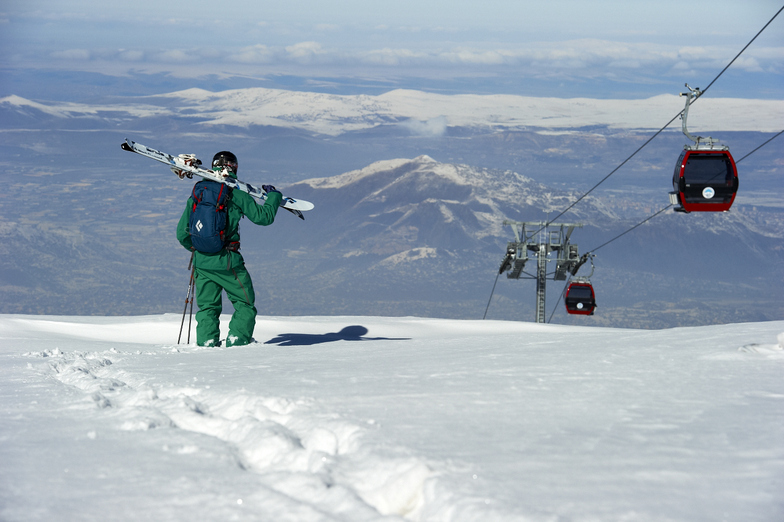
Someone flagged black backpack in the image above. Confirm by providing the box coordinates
[189,180,232,254]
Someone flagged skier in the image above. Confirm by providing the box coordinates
[176,151,282,347]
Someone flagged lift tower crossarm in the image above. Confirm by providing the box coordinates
[499,221,584,322]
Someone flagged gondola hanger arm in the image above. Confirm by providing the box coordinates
[680,84,719,148]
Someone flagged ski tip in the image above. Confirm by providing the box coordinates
[284,207,305,220]
[121,141,133,152]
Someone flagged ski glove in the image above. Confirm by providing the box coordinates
[262,185,281,195]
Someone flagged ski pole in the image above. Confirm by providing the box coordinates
[187,267,195,344]
[178,252,195,344]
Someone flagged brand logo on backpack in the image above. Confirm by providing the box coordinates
[189,180,232,254]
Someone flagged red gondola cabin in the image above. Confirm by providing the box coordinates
[565,281,596,316]
[670,148,738,213]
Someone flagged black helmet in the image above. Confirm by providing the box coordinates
[212,151,238,175]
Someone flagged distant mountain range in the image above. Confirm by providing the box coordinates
[248,155,783,327]
[3,88,783,136]
[1,86,781,327]
[281,155,616,251]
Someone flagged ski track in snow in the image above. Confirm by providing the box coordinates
[19,345,430,520]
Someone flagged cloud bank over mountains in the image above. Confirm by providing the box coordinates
[14,38,783,72]
[7,39,782,96]
[4,1,781,102]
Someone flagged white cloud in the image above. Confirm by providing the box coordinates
[677,46,713,59]
[28,39,779,79]
[154,50,199,63]
[608,59,642,69]
[443,50,509,65]
[118,50,144,62]
[344,39,694,72]
[362,48,428,66]
[50,49,91,60]
[6,28,780,98]
[285,41,325,61]
[399,116,448,137]
[732,56,764,73]
[229,44,274,64]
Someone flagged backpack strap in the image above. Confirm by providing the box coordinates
[216,184,225,211]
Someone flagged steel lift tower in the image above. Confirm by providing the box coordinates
[498,221,588,323]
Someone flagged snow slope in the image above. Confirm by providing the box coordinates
[1,314,783,521]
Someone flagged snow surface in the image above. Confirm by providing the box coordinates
[2,314,783,521]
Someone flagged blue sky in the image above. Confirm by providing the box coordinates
[2,1,783,98]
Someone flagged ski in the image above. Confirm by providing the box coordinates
[121,139,314,219]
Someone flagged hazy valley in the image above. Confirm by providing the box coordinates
[1,86,781,328]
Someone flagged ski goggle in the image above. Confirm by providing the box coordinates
[212,158,238,175]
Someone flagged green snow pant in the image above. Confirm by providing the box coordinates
[194,266,257,347]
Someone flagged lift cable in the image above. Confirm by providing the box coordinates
[482,272,501,320]
[536,4,784,233]
[734,129,784,163]
[484,4,784,322]
[586,128,782,256]
[543,129,783,322]
[698,4,784,98]
[547,275,572,324]
[541,115,680,229]
[591,204,675,254]
[544,205,672,322]
[482,268,540,319]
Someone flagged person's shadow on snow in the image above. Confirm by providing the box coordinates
[264,325,409,347]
